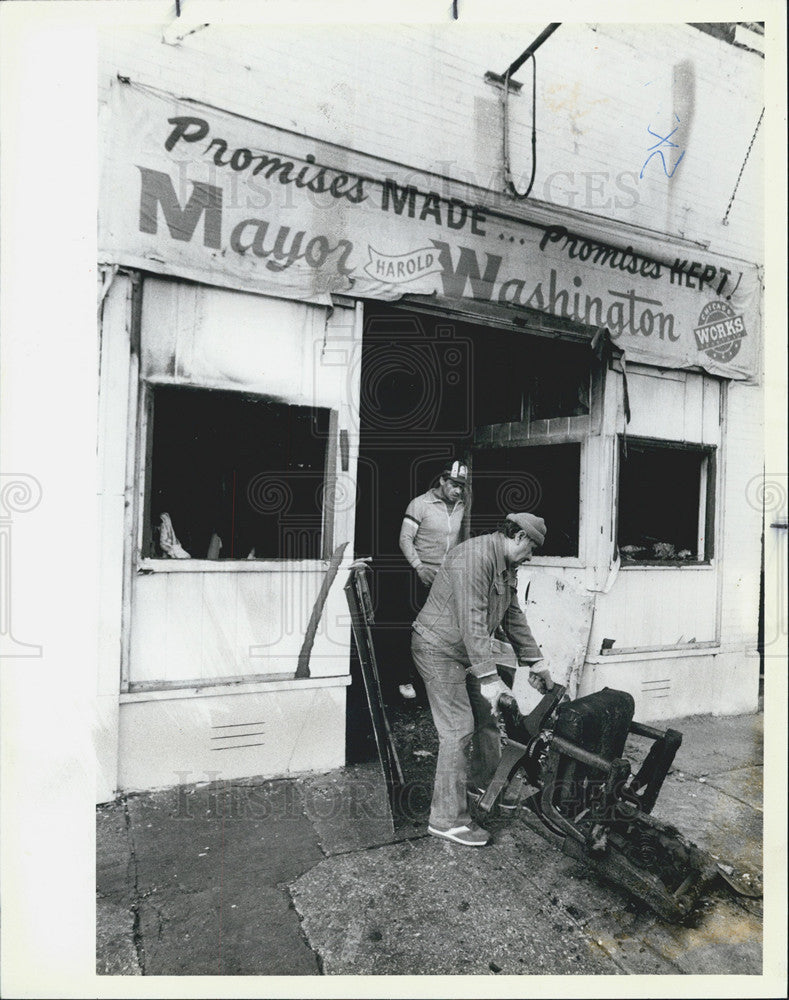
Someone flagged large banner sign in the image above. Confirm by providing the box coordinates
[100,83,762,380]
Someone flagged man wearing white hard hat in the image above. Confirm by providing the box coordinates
[397,460,468,699]
[411,512,554,846]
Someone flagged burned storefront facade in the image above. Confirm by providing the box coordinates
[96,24,764,800]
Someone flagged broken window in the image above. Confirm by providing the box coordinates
[144,385,332,561]
[617,438,715,564]
[473,331,591,427]
[470,444,581,557]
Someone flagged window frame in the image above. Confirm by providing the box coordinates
[469,438,587,568]
[615,434,717,568]
[473,341,596,435]
[135,379,338,570]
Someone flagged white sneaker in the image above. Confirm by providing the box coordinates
[428,822,490,846]
[399,684,417,699]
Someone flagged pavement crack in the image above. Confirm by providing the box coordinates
[285,885,324,975]
[320,831,429,860]
[122,795,147,975]
[296,782,330,860]
[703,783,763,812]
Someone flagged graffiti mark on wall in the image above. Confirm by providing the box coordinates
[640,114,686,180]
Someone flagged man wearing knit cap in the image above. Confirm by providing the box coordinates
[411,512,553,846]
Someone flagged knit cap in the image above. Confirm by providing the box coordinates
[506,512,547,546]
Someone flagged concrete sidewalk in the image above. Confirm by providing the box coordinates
[97,708,763,977]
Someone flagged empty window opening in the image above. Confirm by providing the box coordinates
[145,385,331,561]
[617,438,715,564]
[473,331,591,427]
[471,444,581,557]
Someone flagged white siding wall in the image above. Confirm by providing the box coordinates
[588,368,722,654]
[718,380,764,653]
[584,370,762,717]
[127,284,360,688]
[98,280,361,794]
[96,273,134,801]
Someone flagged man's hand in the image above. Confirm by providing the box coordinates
[478,676,509,712]
[416,564,437,586]
[528,665,554,694]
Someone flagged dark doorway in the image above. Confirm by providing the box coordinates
[347,303,474,759]
[347,303,594,760]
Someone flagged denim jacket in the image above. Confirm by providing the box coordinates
[413,531,543,679]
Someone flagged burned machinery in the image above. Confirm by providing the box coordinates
[477,683,760,922]
[344,559,759,921]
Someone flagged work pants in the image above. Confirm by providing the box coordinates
[411,631,501,828]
